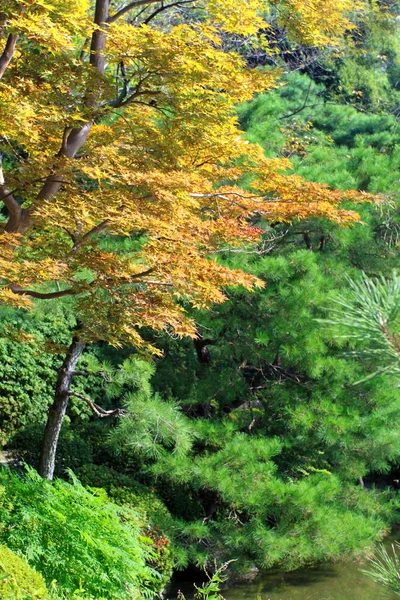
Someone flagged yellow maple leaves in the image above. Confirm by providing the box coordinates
[0,0,377,348]
[271,0,364,46]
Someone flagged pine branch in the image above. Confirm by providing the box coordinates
[324,272,400,380]
[69,391,126,418]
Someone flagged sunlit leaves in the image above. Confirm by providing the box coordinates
[271,0,364,46]
[0,0,377,350]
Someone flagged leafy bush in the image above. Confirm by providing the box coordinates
[0,468,163,599]
[0,544,48,600]
[76,464,178,579]
[76,463,136,489]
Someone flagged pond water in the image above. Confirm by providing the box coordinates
[222,558,393,600]
[168,537,400,600]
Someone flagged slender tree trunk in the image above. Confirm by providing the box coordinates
[38,335,85,480]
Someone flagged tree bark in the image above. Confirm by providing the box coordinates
[194,337,215,364]
[3,0,109,235]
[38,335,85,480]
[0,33,18,79]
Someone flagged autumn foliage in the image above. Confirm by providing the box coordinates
[0,0,374,351]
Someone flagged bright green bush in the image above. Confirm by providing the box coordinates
[145,246,400,573]
[76,464,178,580]
[0,544,48,600]
[0,468,163,599]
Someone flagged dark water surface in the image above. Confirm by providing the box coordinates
[169,537,400,600]
[222,558,393,600]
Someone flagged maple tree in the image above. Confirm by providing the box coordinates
[0,0,373,479]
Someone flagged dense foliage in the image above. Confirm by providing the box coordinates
[2,0,400,598]
[0,468,171,599]
[0,544,48,600]
[1,0,374,483]
[0,304,74,443]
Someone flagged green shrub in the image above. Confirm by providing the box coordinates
[0,468,163,599]
[76,463,136,489]
[0,544,48,599]
[76,464,178,580]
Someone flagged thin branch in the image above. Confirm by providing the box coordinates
[108,0,162,23]
[131,5,152,21]
[115,60,130,106]
[193,192,248,210]
[101,268,158,284]
[190,192,261,200]
[130,267,156,279]
[72,219,110,252]
[279,78,312,120]
[62,227,77,244]
[144,0,194,24]
[119,99,171,116]
[79,36,90,61]
[140,279,173,286]
[69,391,126,418]
[72,370,111,379]
[110,88,161,109]
[8,285,76,300]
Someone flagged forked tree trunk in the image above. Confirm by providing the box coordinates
[38,335,85,480]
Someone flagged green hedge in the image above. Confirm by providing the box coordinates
[0,545,48,599]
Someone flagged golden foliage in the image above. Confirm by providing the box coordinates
[0,0,375,348]
[272,0,364,46]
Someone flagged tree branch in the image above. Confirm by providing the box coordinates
[108,0,162,23]
[72,370,111,380]
[0,33,18,79]
[8,285,76,300]
[57,127,73,157]
[140,279,173,286]
[144,0,195,24]
[69,391,126,418]
[71,219,111,252]
[279,78,312,120]
[0,154,22,230]
[130,267,156,279]
[110,88,161,109]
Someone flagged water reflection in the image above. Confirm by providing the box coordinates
[223,559,390,600]
[168,541,399,600]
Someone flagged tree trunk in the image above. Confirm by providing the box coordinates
[3,0,109,235]
[38,335,85,480]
